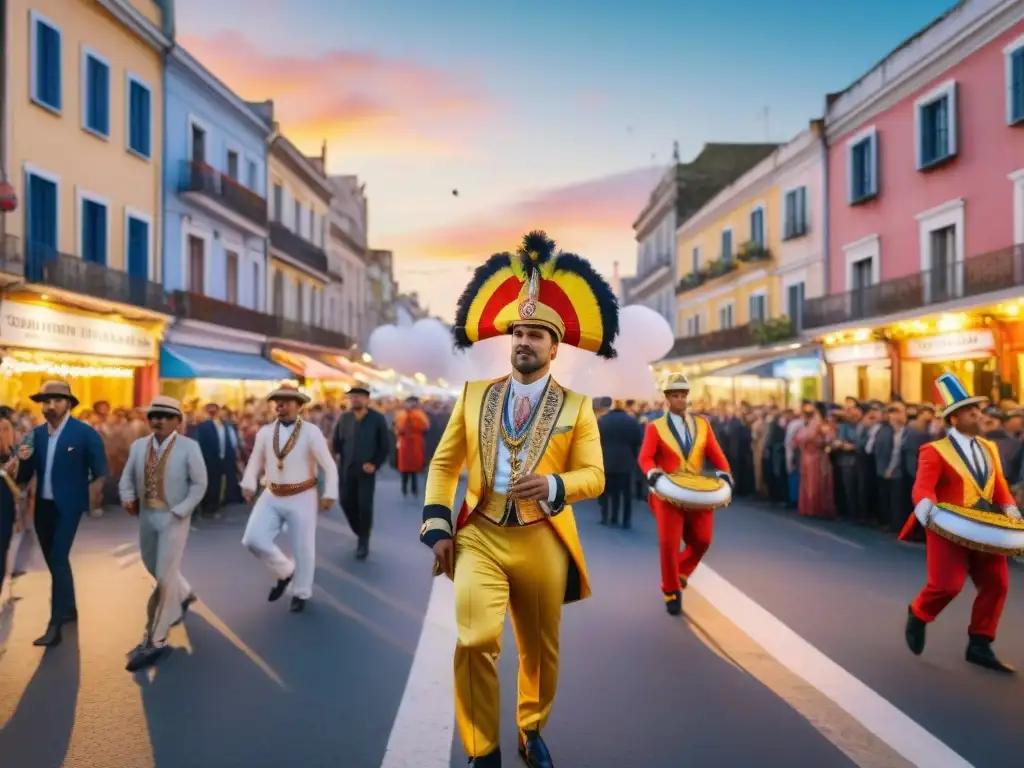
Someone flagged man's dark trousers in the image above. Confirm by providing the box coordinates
[35,499,82,624]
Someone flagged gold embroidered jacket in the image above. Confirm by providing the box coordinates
[420,374,605,603]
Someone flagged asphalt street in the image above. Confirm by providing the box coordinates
[1,470,1022,767]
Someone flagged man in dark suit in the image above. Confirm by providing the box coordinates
[194,403,238,520]
[332,387,390,559]
[15,380,107,647]
[597,399,644,527]
[983,407,1024,490]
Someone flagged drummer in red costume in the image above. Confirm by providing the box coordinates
[638,373,732,615]
[902,372,1021,673]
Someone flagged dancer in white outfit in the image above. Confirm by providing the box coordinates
[241,385,338,612]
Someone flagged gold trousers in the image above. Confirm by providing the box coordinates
[453,515,569,758]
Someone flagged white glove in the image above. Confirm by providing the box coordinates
[1004,506,1023,522]
[914,499,935,527]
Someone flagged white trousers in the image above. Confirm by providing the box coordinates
[139,507,193,644]
[241,488,317,600]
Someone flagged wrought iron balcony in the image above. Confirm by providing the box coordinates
[663,318,795,360]
[16,246,171,313]
[802,246,1024,330]
[170,291,353,350]
[269,221,329,274]
[179,161,268,229]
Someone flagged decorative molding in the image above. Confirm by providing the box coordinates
[271,136,332,202]
[95,0,170,51]
[168,46,272,135]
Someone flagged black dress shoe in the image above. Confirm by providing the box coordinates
[290,597,306,613]
[33,625,62,647]
[905,608,926,655]
[518,731,553,768]
[173,593,198,627]
[966,636,1016,674]
[664,590,682,616]
[126,644,171,672]
[268,575,293,602]
[355,540,369,560]
[470,747,501,766]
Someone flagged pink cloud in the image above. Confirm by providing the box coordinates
[390,166,664,260]
[179,31,493,157]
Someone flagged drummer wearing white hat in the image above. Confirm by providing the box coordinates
[119,396,207,671]
[901,373,1021,673]
[638,373,732,616]
[240,385,338,612]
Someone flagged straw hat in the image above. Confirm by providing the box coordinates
[147,395,183,419]
[663,373,691,393]
[29,380,79,408]
[267,384,310,404]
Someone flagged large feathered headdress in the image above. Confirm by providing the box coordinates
[452,231,619,358]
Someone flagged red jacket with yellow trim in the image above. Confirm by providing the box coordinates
[638,413,730,478]
[899,437,1015,541]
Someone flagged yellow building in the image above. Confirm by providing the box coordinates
[668,126,826,406]
[267,134,332,326]
[7,0,167,277]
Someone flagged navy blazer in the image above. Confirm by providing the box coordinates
[17,417,107,517]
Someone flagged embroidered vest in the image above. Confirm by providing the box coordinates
[144,434,177,509]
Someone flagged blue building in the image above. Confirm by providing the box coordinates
[163,45,271,307]
[159,45,293,405]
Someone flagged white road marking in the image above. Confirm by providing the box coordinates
[380,577,457,768]
[689,566,973,768]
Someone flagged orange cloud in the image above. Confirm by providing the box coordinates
[389,166,664,260]
[179,32,492,158]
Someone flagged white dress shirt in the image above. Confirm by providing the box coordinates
[493,374,558,503]
[668,412,692,453]
[41,414,70,500]
[241,419,339,501]
[947,427,988,480]
[151,433,175,459]
[213,419,226,459]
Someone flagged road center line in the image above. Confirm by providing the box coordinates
[689,566,972,768]
[380,577,457,768]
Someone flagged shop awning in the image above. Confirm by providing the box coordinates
[704,349,821,380]
[270,348,356,382]
[160,343,293,380]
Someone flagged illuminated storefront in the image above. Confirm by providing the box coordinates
[159,321,295,410]
[0,297,163,412]
[823,340,892,402]
[269,345,357,401]
[898,328,998,403]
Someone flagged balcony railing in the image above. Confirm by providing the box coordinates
[636,254,671,281]
[803,246,1024,330]
[170,291,353,350]
[7,243,171,313]
[269,221,329,274]
[179,161,268,229]
[663,318,795,360]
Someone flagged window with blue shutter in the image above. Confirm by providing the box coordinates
[26,174,58,280]
[919,98,950,167]
[126,216,149,279]
[721,229,733,260]
[128,78,152,158]
[1010,48,1024,125]
[81,199,108,265]
[84,53,110,136]
[849,135,877,204]
[31,16,62,112]
[750,208,764,247]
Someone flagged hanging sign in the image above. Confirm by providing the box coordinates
[903,330,995,360]
[0,300,157,359]
[823,342,889,365]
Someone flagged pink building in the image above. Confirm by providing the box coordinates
[823,0,1024,301]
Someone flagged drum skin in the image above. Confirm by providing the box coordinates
[652,471,732,511]
[928,502,1024,556]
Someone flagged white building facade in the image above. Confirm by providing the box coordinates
[327,174,368,343]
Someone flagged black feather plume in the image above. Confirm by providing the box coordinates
[518,231,556,275]
[452,252,512,349]
[554,251,620,359]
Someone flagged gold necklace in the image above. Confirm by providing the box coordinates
[500,418,531,496]
[273,418,303,470]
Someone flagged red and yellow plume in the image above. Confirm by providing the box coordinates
[452,231,619,358]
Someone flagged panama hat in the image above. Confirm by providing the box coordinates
[29,380,79,408]
[147,395,183,419]
[663,373,691,393]
[267,384,311,404]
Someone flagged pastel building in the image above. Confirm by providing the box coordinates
[664,127,826,404]
[0,0,172,411]
[815,0,1024,402]
[327,174,369,343]
[162,44,271,309]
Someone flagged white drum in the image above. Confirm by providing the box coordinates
[652,471,732,511]
[928,502,1024,557]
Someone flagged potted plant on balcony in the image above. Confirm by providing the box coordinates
[736,241,772,263]
[751,315,794,345]
[704,256,734,279]
[677,271,705,292]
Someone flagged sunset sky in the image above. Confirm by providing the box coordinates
[177,0,956,322]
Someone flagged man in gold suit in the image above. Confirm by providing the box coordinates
[421,231,619,767]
